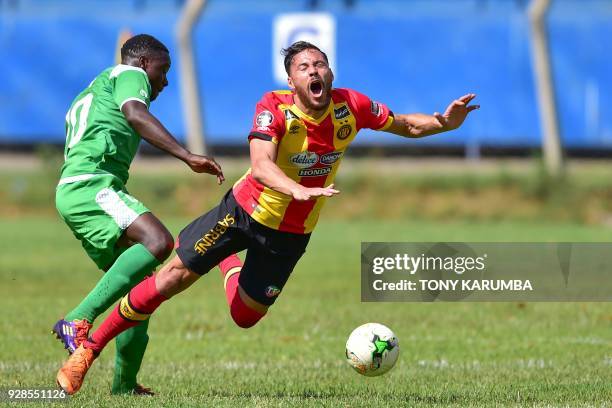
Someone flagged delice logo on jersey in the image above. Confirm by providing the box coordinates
[290,151,319,168]
[256,111,274,131]
[334,105,351,120]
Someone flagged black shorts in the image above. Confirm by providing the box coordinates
[175,189,311,306]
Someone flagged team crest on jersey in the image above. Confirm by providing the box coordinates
[334,105,350,120]
[256,111,274,130]
[290,151,318,168]
[336,124,352,140]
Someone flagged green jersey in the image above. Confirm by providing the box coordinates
[60,65,152,185]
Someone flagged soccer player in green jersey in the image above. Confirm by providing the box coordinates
[52,34,224,395]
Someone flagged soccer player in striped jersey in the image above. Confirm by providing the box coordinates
[56,41,478,394]
[52,34,223,395]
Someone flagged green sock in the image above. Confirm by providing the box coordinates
[112,318,150,394]
[65,244,160,323]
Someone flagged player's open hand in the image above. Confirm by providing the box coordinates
[434,93,479,130]
[291,184,340,201]
[186,154,225,184]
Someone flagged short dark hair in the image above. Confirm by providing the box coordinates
[281,41,328,75]
[121,34,169,62]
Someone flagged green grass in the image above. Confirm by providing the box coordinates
[0,217,610,407]
[4,157,612,225]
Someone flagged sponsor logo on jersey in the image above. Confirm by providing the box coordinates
[320,151,343,165]
[334,105,350,120]
[288,124,302,134]
[265,285,281,298]
[336,124,352,140]
[256,111,274,130]
[298,166,332,177]
[139,89,148,98]
[290,151,319,168]
[370,100,382,116]
[194,213,235,255]
[285,109,299,120]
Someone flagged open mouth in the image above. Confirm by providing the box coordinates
[309,80,323,97]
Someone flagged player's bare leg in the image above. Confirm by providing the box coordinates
[155,256,201,297]
[156,254,270,325]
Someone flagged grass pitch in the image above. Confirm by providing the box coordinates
[1,217,610,407]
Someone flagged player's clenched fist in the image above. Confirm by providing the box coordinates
[186,154,225,184]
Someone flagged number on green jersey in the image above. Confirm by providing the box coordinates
[65,92,94,152]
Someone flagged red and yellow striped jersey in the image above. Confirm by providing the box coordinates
[233,88,393,234]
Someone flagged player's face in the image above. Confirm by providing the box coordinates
[287,49,334,113]
[142,52,171,101]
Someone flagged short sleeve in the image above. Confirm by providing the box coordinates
[248,94,286,144]
[113,69,151,110]
[345,89,393,131]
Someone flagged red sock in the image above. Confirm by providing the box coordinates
[220,254,242,304]
[219,254,264,328]
[84,275,167,354]
[229,292,265,328]
[219,254,242,277]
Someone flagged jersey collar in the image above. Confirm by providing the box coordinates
[290,98,333,125]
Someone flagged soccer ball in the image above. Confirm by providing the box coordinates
[345,323,399,377]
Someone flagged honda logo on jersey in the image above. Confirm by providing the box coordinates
[298,167,332,177]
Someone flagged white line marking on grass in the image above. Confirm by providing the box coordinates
[413,359,555,370]
[564,337,611,346]
[156,360,346,372]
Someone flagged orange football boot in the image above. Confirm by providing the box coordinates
[56,344,97,395]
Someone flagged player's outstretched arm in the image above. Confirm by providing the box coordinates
[122,101,224,184]
[250,138,339,201]
[386,93,479,138]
